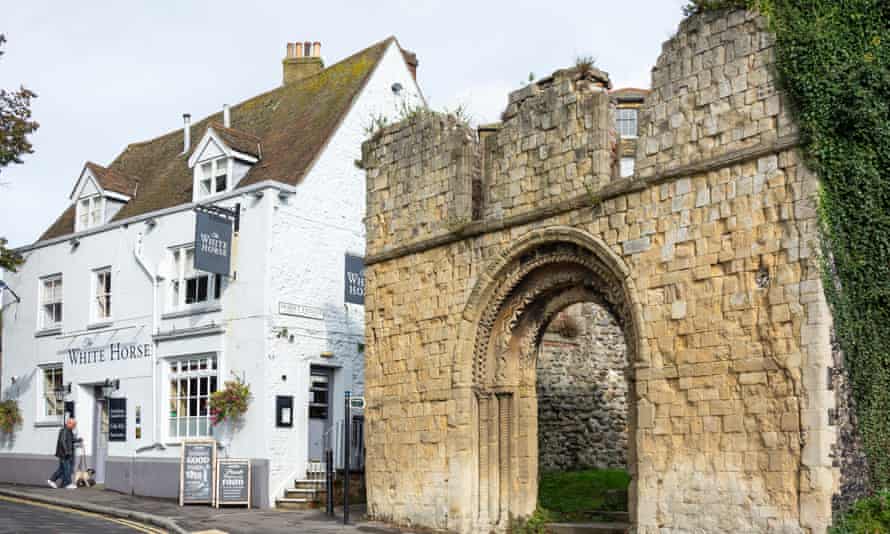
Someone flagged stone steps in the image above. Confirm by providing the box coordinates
[275,472,327,510]
[546,522,631,534]
[275,496,317,510]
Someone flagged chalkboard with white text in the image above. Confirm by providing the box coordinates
[180,440,216,505]
[216,459,251,507]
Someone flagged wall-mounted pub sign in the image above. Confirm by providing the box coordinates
[108,398,127,442]
[344,254,365,305]
[194,207,234,276]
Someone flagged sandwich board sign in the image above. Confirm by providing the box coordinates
[180,439,216,506]
[216,458,251,508]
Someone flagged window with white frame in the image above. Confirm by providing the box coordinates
[40,275,63,330]
[41,366,64,420]
[167,355,218,439]
[170,247,223,309]
[93,268,112,321]
[197,158,229,199]
[76,195,106,231]
[616,108,639,138]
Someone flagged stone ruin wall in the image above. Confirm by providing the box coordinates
[362,9,841,533]
[537,302,630,472]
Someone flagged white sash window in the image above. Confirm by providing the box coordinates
[40,275,63,329]
[167,355,218,439]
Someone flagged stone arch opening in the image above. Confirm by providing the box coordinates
[467,235,639,531]
[536,298,630,472]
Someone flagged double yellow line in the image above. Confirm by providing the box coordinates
[0,494,167,534]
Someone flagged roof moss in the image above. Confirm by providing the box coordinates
[39,37,395,242]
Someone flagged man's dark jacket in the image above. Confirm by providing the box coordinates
[55,427,74,459]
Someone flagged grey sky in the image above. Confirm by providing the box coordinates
[0,0,688,247]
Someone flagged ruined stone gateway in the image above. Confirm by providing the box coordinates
[361,10,842,533]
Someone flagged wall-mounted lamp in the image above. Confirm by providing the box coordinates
[101,378,120,399]
[253,191,264,199]
[9,376,18,385]
[69,238,80,250]
[320,351,333,359]
[145,218,157,229]
[53,382,72,403]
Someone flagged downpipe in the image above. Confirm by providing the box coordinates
[134,231,160,447]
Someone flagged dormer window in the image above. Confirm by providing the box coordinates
[77,195,105,231]
[69,162,139,233]
[187,123,261,203]
[198,158,230,198]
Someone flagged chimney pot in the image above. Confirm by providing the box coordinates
[282,40,324,85]
[182,113,192,153]
[223,104,231,128]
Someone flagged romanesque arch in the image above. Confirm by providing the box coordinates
[462,229,641,530]
[362,10,838,533]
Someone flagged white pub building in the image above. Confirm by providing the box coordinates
[0,37,421,507]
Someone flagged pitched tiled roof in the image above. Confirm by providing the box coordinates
[208,123,262,158]
[84,161,141,197]
[39,37,398,242]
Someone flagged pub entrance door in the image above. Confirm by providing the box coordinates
[91,386,109,484]
[307,366,333,462]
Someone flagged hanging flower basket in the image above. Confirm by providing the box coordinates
[0,400,23,434]
[209,374,251,426]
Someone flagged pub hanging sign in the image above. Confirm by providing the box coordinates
[344,254,365,305]
[194,205,237,276]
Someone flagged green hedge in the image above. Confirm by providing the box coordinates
[685,0,890,490]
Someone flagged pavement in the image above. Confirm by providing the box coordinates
[0,484,422,534]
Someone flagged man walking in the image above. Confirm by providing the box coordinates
[47,418,77,489]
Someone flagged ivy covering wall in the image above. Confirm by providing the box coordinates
[686,0,890,491]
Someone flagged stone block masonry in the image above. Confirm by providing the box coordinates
[361,9,838,534]
[538,302,629,472]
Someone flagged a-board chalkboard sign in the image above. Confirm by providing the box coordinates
[215,458,251,508]
[179,440,216,506]
[108,398,126,442]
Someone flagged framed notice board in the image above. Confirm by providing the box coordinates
[179,439,217,506]
[108,398,126,442]
[215,458,251,508]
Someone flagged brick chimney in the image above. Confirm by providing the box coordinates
[283,41,324,85]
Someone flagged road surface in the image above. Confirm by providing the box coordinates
[0,494,164,533]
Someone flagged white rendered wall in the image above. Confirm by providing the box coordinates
[264,40,422,498]
[0,41,422,503]
[0,188,276,468]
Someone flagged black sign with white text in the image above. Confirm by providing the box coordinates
[217,459,250,507]
[344,254,365,305]
[194,211,232,276]
[108,398,126,442]
[180,441,216,505]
